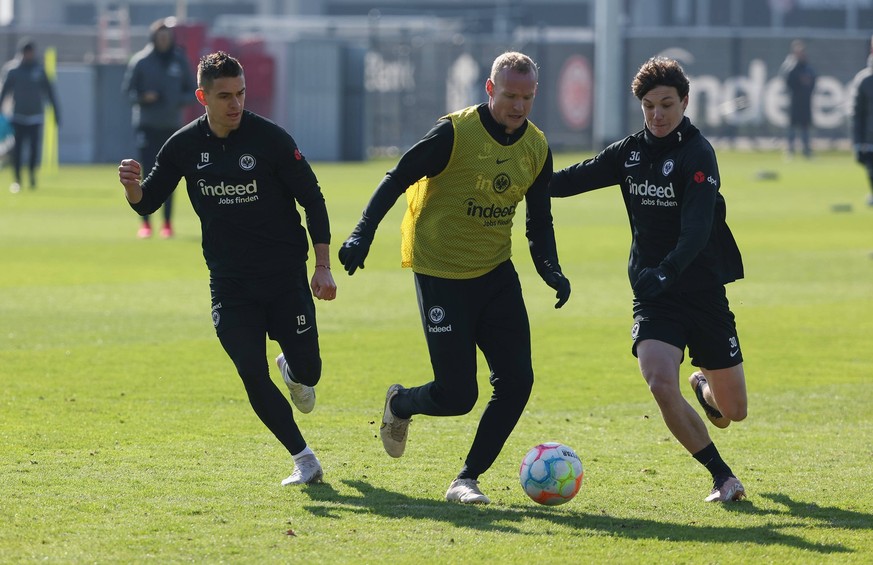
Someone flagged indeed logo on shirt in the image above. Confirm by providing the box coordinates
[626,177,674,198]
[465,198,516,219]
[198,179,260,204]
[626,176,678,207]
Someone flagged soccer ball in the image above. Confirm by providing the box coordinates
[519,442,584,505]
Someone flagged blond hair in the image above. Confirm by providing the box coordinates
[490,51,538,82]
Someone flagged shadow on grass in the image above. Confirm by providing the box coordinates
[725,492,873,531]
[296,480,855,555]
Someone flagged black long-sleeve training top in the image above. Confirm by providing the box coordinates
[130,111,330,278]
[550,117,743,293]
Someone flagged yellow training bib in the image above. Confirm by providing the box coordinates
[400,106,548,279]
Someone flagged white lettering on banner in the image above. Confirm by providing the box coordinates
[447,53,480,113]
[365,52,415,93]
[683,58,854,131]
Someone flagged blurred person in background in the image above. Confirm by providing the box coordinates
[779,39,817,159]
[0,38,61,193]
[851,34,873,207]
[550,57,748,503]
[122,17,195,238]
[118,51,336,486]
[338,51,571,505]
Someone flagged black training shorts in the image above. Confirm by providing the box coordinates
[630,286,743,370]
[413,260,533,386]
[209,267,317,343]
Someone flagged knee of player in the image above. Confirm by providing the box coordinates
[447,393,478,415]
[643,370,678,401]
[721,400,747,422]
[296,372,321,387]
[490,369,533,393]
[230,355,268,383]
[434,384,477,415]
[287,355,322,387]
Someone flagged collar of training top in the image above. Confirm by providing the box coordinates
[198,111,247,139]
[476,103,529,144]
[643,116,695,148]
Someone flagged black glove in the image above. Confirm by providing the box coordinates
[633,265,675,299]
[541,270,571,309]
[338,234,372,275]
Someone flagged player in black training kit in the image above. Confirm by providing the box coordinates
[118,51,336,486]
[550,57,748,502]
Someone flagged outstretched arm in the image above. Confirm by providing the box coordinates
[338,119,453,275]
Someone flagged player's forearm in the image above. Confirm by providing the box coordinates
[123,182,144,204]
[313,243,331,269]
[118,159,144,204]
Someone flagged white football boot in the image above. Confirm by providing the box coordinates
[276,353,316,413]
[445,478,491,504]
[380,384,411,457]
[705,475,746,502]
[282,454,323,486]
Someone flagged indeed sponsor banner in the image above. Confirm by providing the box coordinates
[626,35,869,143]
[365,33,867,153]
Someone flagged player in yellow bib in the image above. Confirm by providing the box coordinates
[339,51,571,504]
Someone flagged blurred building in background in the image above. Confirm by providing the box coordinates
[0,0,870,162]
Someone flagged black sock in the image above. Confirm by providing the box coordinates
[456,466,476,481]
[692,442,733,478]
[389,392,412,420]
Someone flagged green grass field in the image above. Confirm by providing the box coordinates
[1,151,871,564]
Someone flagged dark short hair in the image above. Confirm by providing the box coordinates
[18,38,35,53]
[197,51,244,89]
[631,57,690,100]
[150,17,176,41]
